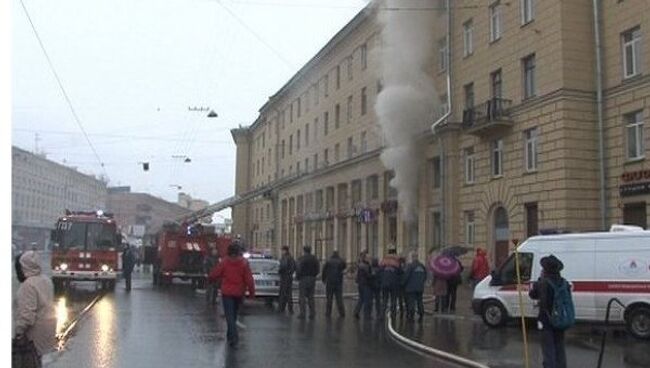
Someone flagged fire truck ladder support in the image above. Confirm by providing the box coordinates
[176,174,301,224]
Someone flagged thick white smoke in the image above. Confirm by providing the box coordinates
[375,0,440,223]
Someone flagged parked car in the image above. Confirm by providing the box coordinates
[472,226,650,339]
[247,256,280,304]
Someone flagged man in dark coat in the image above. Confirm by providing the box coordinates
[322,250,347,317]
[295,246,320,319]
[446,256,463,312]
[402,252,427,322]
[353,251,372,319]
[122,244,136,292]
[369,257,382,318]
[529,255,571,368]
[278,246,297,313]
[379,247,402,319]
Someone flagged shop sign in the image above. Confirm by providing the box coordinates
[620,182,650,197]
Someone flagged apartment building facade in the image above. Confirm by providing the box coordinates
[232,0,650,265]
[11,146,108,249]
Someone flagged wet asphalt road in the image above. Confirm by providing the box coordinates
[44,274,448,368]
[13,254,648,368]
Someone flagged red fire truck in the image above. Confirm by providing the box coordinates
[50,210,122,292]
[153,222,231,288]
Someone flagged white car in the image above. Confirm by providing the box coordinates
[248,257,281,301]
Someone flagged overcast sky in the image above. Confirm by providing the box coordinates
[12,0,367,212]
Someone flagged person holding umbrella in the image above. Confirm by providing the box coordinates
[428,248,462,313]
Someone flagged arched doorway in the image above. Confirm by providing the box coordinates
[493,206,510,267]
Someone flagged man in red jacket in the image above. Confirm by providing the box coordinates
[208,243,255,348]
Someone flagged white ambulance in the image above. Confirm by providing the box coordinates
[471,227,650,339]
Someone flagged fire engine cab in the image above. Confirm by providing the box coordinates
[50,210,122,292]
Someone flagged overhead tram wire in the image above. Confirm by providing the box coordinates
[19,0,108,178]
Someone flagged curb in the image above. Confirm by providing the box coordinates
[385,312,490,368]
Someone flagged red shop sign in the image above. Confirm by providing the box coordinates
[621,170,650,183]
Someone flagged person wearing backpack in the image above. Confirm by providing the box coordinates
[529,255,575,368]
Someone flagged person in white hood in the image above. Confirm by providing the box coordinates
[14,251,56,360]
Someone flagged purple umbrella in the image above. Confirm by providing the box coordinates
[429,254,461,279]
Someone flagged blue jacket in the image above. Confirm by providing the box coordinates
[402,260,427,293]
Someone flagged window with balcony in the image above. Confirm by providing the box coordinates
[463,19,474,57]
[491,69,502,98]
[490,2,502,42]
[431,156,441,188]
[626,110,645,160]
[465,147,475,184]
[463,83,475,125]
[524,127,539,171]
[522,54,536,99]
[492,139,504,177]
[622,27,642,79]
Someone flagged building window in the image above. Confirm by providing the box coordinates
[366,175,378,200]
[297,97,301,118]
[465,211,475,245]
[324,75,329,97]
[492,139,504,177]
[361,43,368,70]
[465,147,475,184]
[305,91,310,113]
[347,56,353,80]
[289,104,293,123]
[438,38,448,72]
[281,140,285,159]
[431,156,441,188]
[432,212,442,247]
[314,153,319,169]
[334,143,340,162]
[463,19,473,57]
[521,0,534,25]
[626,110,645,160]
[305,124,310,145]
[347,96,353,123]
[347,137,354,159]
[361,87,367,115]
[524,127,539,171]
[324,149,329,166]
[296,162,301,173]
[314,82,319,106]
[525,202,539,237]
[297,129,301,151]
[336,65,341,89]
[623,202,647,229]
[324,112,329,135]
[523,54,536,99]
[622,27,642,79]
[491,69,502,98]
[464,83,475,109]
[335,104,341,128]
[490,2,502,42]
[360,131,367,153]
[313,118,318,141]
[289,135,293,155]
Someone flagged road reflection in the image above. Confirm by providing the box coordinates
[55,297,69,336]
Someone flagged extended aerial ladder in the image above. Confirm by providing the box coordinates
[175,173,302,225]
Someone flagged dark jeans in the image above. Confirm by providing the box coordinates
[278,277,294,313]
[382,286,398,317]
[398,288,406,315]
[124,272,132,291]
[222,296,242,345]
[298,276,316,318]
[325,283,345,316]
[434,295,448,312]
[406,291,424,320]
[541,328,566,368]
[371,287,382,317]
[447,282,459,311]
[353,284,372,317]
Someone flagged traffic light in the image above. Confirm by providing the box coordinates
[142,162,149,171]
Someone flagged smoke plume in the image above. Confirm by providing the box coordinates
[375,0,440,223]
